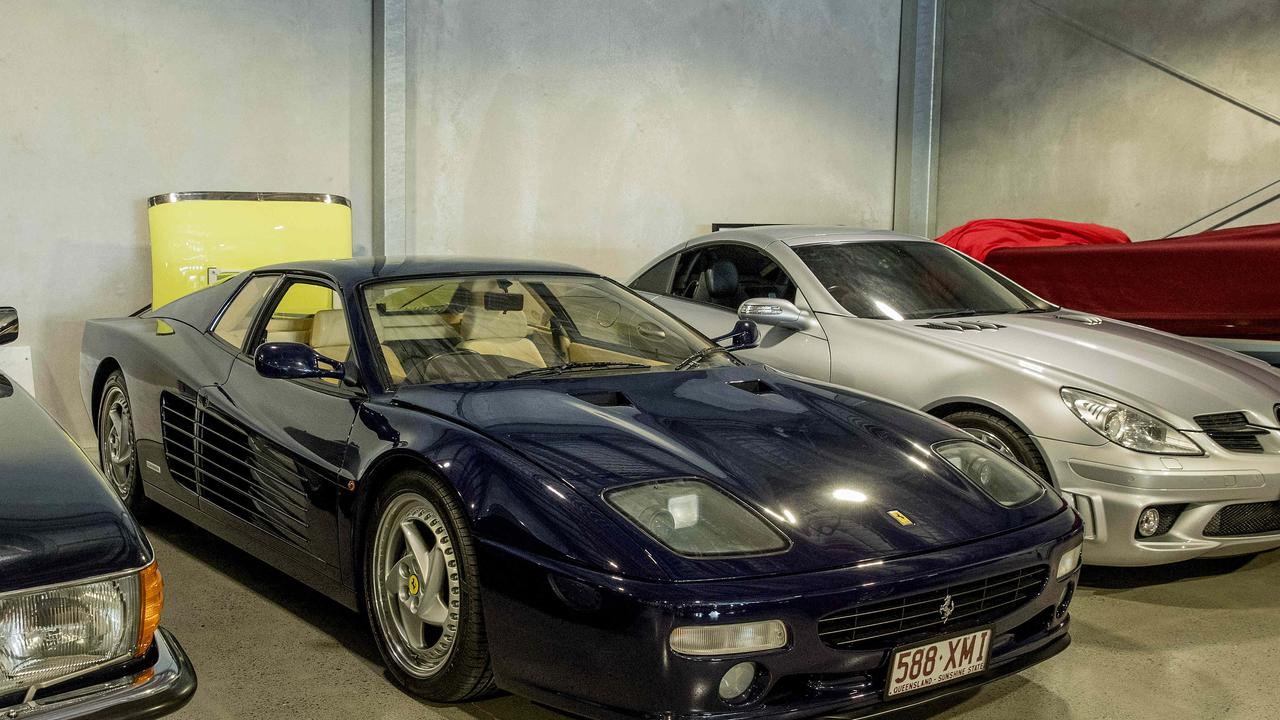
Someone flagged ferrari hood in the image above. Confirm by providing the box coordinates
[395,365,1065,579]
[894,312,1280,429]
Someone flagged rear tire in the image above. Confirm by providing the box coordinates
[364,469,494,701]
[943,409,1051,481]
[96,371,147,514]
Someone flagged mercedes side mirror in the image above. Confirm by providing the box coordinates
[710,319,760,351]
[0,307,17,346]
[255,342,345,382]
[738,298,813,332]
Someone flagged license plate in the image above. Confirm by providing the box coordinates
[885,627,992,698]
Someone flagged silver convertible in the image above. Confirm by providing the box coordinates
[631,225,1280,566]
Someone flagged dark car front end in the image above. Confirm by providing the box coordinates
[391,359,1083,719]
[483,509,1079,720]
[0,369,195,719]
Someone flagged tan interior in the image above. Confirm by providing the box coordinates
[457,308,546,368]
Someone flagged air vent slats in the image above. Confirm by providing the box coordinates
[917,320,1005,332]
[1194,411,1269,454]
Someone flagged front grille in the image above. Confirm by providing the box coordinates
[1194,412,1267,454]
[818,565,1049,651]
[1204,501,1280,537]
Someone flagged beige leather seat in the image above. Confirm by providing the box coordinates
[265,316,312,344]
[311,309,407,383]
[457,309,546,368]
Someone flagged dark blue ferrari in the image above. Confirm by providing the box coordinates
[79,257,1082,719]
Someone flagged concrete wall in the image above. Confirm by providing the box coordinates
[404,0,902,277]
[0,0,372,443]
[936,0,1280,240]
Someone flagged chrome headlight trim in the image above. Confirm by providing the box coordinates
[0,566,147,699]
[1060,388,1203,456]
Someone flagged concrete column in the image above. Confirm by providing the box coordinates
[892,0,943,239]
[373,0,408,256]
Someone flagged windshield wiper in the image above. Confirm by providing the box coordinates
[508,361,650,379]
[923,309,981,319]
[673,346,734,371]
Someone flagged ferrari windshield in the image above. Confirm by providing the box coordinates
[362,274,733,386]
[794,241,1055,320]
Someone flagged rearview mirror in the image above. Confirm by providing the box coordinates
[255,342,345,382]
[737,298,813,332]
[0,307,17,346]
[711,319,760,351]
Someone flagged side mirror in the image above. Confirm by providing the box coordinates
[710,319,760,351]
[254,342,344,381]
[737,298,813,332]
[0,307,17,346]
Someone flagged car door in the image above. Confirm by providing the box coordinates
[639,242,832,380]
[196,275,360,576]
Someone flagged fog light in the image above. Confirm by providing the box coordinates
[1056,543,1083,579]
[718,661,757,702]
[1136,507,1162,538]
[670,620,787,656]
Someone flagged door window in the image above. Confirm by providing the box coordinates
[212,275,278,350]
[672,244,797,310]
[252,281,349,384]
[631,254,679,294]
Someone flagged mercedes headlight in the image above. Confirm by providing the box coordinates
[1060,388,1202,455]
[935,440,1047,508]
[0,563,163,695]
[605,479,789,557]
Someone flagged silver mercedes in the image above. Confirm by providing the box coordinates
[630,225,1280,566]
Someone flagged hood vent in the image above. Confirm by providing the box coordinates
[1056,312,1104,325]
[917,320,1005,332]
[571,390,633,408]
[729,379,778,396]
[1194,411,1267,454]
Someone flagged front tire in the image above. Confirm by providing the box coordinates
[943,409,1051,481]
[364,469,494,701]
[97,371,145,513]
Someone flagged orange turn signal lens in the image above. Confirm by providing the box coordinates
[136,562,164,657]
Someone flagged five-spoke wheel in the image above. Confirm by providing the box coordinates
[97,371,143,510]
[364,470,493,701]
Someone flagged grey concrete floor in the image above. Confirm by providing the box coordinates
[146,511,1280,720]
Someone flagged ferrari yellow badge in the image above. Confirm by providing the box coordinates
[408,574,421,595]
[888,510,914,526]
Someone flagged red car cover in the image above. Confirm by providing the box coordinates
[982,223,1280,341]
[936,218,1130,262]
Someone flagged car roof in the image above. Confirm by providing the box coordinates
[691,225,931,248]
[257,255,595,285]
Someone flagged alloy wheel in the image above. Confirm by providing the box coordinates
[100,386,135,500]
[963,427,1018,460]
[371,492,462,679]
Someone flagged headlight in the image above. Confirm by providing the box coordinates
[0,563,162,695]
[605,479,789,557]
[670,620,788,656]
[1056,543,1083,579]
[1060,388,1202,455]
[935,440,1047,508]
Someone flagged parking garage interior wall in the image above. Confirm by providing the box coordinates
[935,0,1280,240]
[0,0,373,443]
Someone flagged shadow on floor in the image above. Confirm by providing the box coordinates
[142,510,383,666]
[1079,551,1272,590]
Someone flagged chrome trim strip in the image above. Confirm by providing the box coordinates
[0,564,147,601]
[147,191,351,207]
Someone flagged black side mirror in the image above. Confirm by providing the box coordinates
[711,319,760,351]
[0,307,17,346]
[254,342,345,381]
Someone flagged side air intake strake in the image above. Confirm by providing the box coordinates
[917,321,1005,332]
[1194,412,1268,454]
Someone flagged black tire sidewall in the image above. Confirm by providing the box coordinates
[97,371,144,511]
[362,469,491,701]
